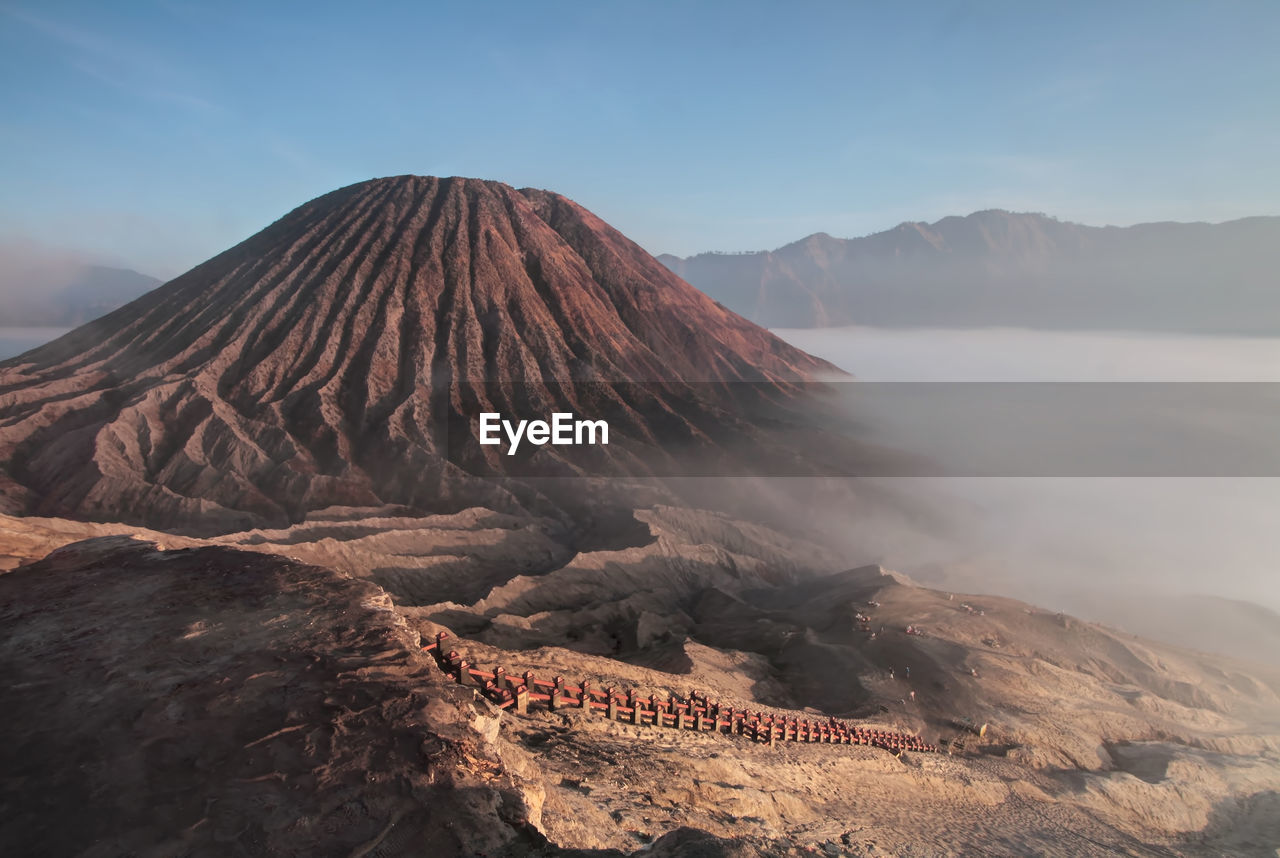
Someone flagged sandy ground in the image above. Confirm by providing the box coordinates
[3,511,1280,855]
[0,538,547,857]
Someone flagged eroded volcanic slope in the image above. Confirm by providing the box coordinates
[0,537,551,858]
[0,176,836,535]
[6,528,1279,856]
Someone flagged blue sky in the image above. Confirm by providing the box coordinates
[1,0,1277,277]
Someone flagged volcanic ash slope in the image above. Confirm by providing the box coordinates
[0,175,838,535]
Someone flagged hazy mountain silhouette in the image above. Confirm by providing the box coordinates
[0,263,160,326]
[659,211,1280,333]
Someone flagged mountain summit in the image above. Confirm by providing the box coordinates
[0,176,837,533]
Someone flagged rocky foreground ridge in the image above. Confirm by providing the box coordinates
[3,512,1279,856]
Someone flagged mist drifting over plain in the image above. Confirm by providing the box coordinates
[768,326,1280,660]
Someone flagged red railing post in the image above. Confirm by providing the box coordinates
[416,635,941,755]
[522,671,537,708]
[456,658,472,685]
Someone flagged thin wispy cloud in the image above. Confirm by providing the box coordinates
[1028,71,1109,110]
[2,4,223,117]
[868,143,1076,183]
[68,58,223,115]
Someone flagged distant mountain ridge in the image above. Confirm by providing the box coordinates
[1,264,160,326]
[659,211,1280,333]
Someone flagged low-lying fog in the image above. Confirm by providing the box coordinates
[773,326,1280,661]
[782,326,1280,383]
[0,328,70,361]
[4,323,1276,658]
